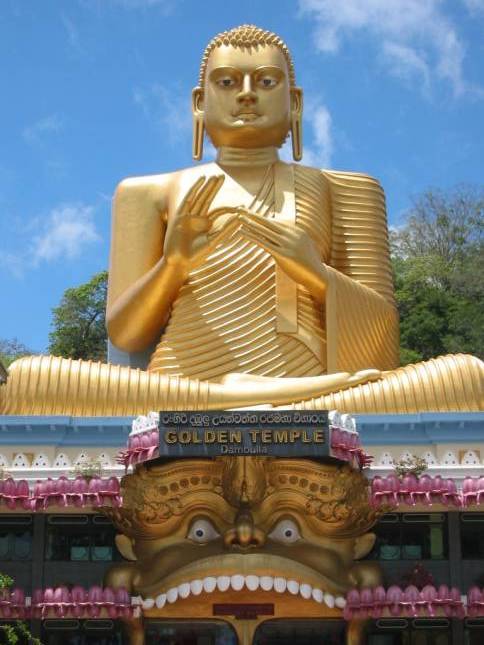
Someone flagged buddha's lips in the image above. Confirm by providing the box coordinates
[232,111,261,120]
[233,109,261,115]
[136,553,349,600]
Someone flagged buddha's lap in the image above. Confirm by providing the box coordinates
[1,352,482,415]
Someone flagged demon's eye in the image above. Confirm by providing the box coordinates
[268,518,301,544]
[187,518,220,544]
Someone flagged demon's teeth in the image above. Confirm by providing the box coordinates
[178,583,190,599]
[166,587,178,604]
[300,583,312,600]
[230,574,245,591]
[324,593,335,608]
[144,574,345,610]
[260,576,274,591]
[312,588,323,603]
[155,594,166,609]
[245,575,260,591]
[202,577,217,593]
[216,576,231,592]
[274,577,287,593]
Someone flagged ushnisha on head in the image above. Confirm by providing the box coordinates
[192,25,303,161]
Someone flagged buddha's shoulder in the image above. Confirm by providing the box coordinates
[294,163,383,191]
[113,164,219,214]
[115,163,217,194]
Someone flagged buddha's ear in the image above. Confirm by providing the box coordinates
[290,87,303,161]
[192,87,205,161]
[115,534,137,562]
[353,532,376,560]
[192,87,204,116]
[290,87,303,116]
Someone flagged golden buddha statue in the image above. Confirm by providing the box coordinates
[1,25,482,416]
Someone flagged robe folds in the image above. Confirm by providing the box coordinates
[148,164,399,380]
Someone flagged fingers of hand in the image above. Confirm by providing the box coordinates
[241,209,286,234]
[179,175,206,215]
[191,175,225,216]
[240,217,283,247]
[241,228,279,256]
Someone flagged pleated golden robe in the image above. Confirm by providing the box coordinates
[148,164,399,379]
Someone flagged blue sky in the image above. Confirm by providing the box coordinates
[1,0,483,352]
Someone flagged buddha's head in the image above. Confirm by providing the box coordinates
[104,457,384,617]
[193,25,303,160]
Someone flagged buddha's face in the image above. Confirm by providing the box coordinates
[196,44,301,149]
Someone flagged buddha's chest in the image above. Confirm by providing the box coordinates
[210,166,273,210]
[170,163,330,258]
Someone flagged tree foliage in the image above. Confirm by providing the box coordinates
[48,271,108,361]
[0,339,33,368]
[0,573,41,644]
[392,185,483,365]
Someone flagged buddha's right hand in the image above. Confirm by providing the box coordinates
[164,175,239,275]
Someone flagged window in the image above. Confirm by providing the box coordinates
[45,515,119,562]
[465,618,484,644]
[461,514,484,559]
[253,619,346,644]
[0,516,32,561]
[368,619,451,645]
[41,619,123,644]
[368,514,447,561]
[145,621,237,645]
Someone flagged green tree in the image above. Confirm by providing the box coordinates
[0,573,41,644]
[391,185,483,365]
[48,271,108,361]
[0,339,33,368]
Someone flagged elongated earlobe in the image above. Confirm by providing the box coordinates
[290,88,303,161]
[192,87,205,161]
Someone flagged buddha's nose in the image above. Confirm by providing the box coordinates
[237,75,257,105]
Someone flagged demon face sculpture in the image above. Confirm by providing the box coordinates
[104,457,383,623]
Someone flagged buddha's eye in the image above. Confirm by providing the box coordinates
[187,518,220,544]
[217,77,236,88]
[257,76,278,88]
[268,518,301,544]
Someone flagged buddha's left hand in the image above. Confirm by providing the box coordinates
[238,209,327,302]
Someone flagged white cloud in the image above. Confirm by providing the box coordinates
[61,13,83,52]
[299,0,473,96]
[133,84,191,145]
[1,203,101,276]
[462,0,484,13]
[281,99,334,168]
[305,102,333,168]
[382,41,430,91]
[22,114,63,144]
[31,204,100,263]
